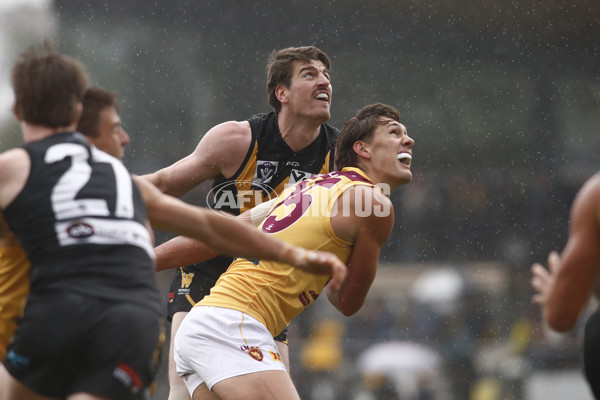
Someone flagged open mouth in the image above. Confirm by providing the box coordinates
[397,153,412,166]
[315,93,329,102]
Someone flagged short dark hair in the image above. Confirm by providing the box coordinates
[266,46,331,114]
[334,103,402,170]
[77,87,119,139]
[11,41,88,128]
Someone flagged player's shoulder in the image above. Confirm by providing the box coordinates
[0,148,30,209]
[578,172,600,200]
[210,120,252,138]
[0,148,28,176]
[338,183,392,211]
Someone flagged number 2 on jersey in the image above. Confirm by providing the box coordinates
[45,143,134,220]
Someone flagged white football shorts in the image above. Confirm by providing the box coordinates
[174,305,285,394]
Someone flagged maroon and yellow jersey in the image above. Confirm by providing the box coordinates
[199,167,374,337]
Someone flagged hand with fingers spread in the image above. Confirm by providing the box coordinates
[531,251,561,306]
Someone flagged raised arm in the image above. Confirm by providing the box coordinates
[134,177,346,285]
[326,186,394,316]
[531,173,600,332]
[141,121,252,197]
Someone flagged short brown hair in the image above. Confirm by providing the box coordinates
[266,46,331,114]
[11,41,88,128]
[334,103,402,170]
[77,87,119,139]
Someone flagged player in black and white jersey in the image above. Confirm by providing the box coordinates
[0,43,346,400]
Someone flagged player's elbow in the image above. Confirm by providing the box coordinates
[335,297,365,317]
[545,310,578,333]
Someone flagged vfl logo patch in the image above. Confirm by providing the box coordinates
[66,221,94,238]
[253,160,278,186]
[207,180,275,213]
[288,169,313,185]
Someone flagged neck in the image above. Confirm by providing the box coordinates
[21,121,77,143]
[277,111,325,152]
[357,164,400,195]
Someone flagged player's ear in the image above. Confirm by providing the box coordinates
[11,103,21,121]
[74,102,83,123]
[353,141,371,160]
[275,85,289,105]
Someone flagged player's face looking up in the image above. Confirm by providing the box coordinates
[359,118,414,191]
[279,59,332,122]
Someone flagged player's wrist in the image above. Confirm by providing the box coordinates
[279,244,308,267]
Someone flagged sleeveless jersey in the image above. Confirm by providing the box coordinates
[199,167,374,337]
[179,112,338,291]
[210,111,338,215]
[0,243,28,360]
[2,132,161,313]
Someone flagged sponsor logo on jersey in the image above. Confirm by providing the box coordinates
[288,169,314,185]
[66,221,94,238]
[269,350,282,362]
[5,349,30,370]
[207,180,275,213]
[112,362,142,393]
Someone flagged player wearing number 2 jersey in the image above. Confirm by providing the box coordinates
[0,86,131,363]
[173,103,415,400]
[0,43,346,400]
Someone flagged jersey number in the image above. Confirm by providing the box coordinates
[262,174,342,233]
[45,143,134,220]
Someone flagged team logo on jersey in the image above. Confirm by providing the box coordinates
[66,221,94,238]
[207,180,275,213]
[247,347,264,362]
[253,160,278,186]
[288,169,313,185]
[180,272,194,289]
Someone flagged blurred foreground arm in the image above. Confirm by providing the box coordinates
[153,199,276,271]
[134,177,346,285]
[531,173,600,332]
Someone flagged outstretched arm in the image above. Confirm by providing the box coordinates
[531,173,600,332]
[134,177,346,286]
[154,199,276,271]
